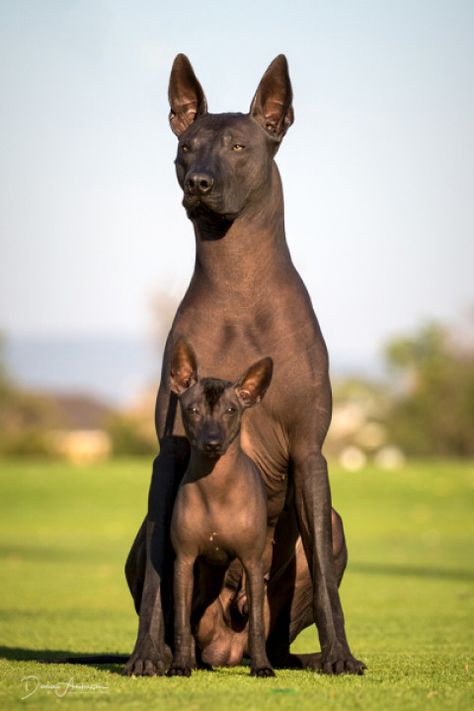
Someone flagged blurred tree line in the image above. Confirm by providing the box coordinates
[0,338,157,457]
[0,317,472,458]
[384,321,474,457]
[0,337,55,455]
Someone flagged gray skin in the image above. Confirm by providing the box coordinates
[123,54,365,677]
[168,339,275,678]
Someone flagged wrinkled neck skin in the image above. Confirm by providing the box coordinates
[187,163,294,309]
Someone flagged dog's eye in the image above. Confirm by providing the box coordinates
[181,144,190,153]
[232,144,245,152]
[225,406,237,414]
[187,406,199,415]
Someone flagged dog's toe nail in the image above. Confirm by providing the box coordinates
[144,660,156,676]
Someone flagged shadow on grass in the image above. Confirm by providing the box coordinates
[0,647,255,676]
[351,561,474,581]
[0,646,127,673]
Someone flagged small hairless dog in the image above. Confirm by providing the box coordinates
[168,338,275,678]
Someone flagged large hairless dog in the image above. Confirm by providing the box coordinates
[123,54,365,676]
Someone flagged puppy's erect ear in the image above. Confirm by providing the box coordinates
[170,338,198,395]
[235,357,273,408]
[250,55,294,142]
[168,54,208,137]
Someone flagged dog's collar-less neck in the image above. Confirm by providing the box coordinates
[191,166,291,297]
[186,438,242,482]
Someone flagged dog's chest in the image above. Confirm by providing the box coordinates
[240,413,289,519]
[200,530,235,566]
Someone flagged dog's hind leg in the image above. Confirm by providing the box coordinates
[266,508,348,670]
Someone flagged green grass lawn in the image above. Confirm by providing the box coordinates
[0,458,472,709]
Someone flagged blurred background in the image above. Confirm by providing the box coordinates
[0,0,473,465]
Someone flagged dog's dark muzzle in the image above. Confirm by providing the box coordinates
[182,171,237,231]
[183,171,216,215]
[184,172,214,196]
[198,438,224,457]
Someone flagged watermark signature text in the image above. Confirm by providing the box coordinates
[21,675,108,700]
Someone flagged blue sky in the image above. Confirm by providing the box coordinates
[1,0,473,365]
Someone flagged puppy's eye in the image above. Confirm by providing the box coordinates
[181,144,190,153]
[232,144,245,152]
[225,406,237,414]
[187,406,199,415]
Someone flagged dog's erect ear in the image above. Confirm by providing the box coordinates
[250,55,294,141]
[170,338,198,395]
[235,357,273,408]
[168,54,208,137]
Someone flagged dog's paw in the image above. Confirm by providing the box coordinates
[167,665,192,677]
[122,640,171,677]
[123,656,167,677]
[251,666,276,678]
[320,649,366,675]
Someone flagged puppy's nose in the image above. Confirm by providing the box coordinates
[185,172,214,195]
[203,439,222,453]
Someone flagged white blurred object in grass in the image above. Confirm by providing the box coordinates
[374,445,406,470]
[339,446,367,471]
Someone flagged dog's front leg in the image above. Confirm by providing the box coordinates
[244,558,275,677]
[168,555,196,677]
[292,448,365,675]
[123,440,188,676]
[123,519,171,676]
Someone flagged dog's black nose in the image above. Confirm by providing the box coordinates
[185,172,214,195]
[203,439,222,453]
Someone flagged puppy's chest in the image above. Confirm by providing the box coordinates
[199,528,235,565]
[193,502,257,562]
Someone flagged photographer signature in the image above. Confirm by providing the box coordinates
[21,675,108,700]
